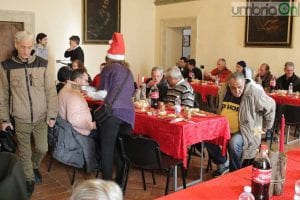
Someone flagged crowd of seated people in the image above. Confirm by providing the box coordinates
[2,29,300,199]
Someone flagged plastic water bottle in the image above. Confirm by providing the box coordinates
[215,75,219,85]
[174,96,181,115]
[288,82,294,95]
[239,186,255,200]
[294,180,300,200]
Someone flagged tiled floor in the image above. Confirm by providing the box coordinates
[31,140,300,200]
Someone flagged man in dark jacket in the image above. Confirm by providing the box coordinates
[64,35,84,64]
[146,66,168,102]
[276,61,300,92]
[186,59,202,81]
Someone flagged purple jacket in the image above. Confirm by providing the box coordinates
[99,63,135,128]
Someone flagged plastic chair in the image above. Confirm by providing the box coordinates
[206,95,217,113]
[186,143,212,175]
[282,105,300,144]
[119,134,186,195]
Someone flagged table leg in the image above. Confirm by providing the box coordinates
[174,142,204,191]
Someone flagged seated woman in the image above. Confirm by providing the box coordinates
[71,59,92,83]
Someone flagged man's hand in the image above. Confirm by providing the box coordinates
[89,121,97,130]
[147,80,157,88]
[1,122,13,131]
[47,119,56,128]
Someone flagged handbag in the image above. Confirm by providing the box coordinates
[94,70,130,124]
[0,128,17,153]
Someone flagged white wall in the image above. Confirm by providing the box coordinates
[1,0,156,79]
[155,0,300,77]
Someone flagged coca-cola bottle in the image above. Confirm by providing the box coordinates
[269,76,276,93]
[251,145,272,200]
[188,71,194,82]
[150,84,159,109]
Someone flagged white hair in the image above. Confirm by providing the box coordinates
[165,66,183,79]
[70,179,123,200]
[15,31,34,44]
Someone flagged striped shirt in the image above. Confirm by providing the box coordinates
[166,79,195,107]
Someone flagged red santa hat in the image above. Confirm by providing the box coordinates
[107,32,125,60]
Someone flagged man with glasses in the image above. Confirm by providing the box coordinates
[205,72,276,177]
[58,69,97,137]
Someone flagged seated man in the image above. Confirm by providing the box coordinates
[186,59,202,81]
[276,61,300,92]
[206,72,275,177]
[254,63,275,92]
[145,66,168,102]
[204,58,232,83]
[176,56,188,77]
[58,68,97,136]
[165,66,195,107]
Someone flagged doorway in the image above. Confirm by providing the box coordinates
[160,17,197,68]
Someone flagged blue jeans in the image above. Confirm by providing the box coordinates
[205,132,244,171]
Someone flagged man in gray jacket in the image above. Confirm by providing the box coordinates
[0,31,58,197]
[206,72,276,177]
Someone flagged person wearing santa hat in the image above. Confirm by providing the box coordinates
[94,32,135,186]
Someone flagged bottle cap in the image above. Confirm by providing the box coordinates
[244,186,252,193]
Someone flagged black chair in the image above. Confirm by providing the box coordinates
[282,105,300,144]
[206,95,217,113]
[47,117,100,185]
[186,143,212,175]
[119,134,186,195]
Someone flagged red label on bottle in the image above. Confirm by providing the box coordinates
[252,167,271,184]
[151,92,159,99]
[189,72,194,78]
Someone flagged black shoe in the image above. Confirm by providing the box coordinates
[26,181,35,198]
[33,169,42,184]
[212,167,229,178]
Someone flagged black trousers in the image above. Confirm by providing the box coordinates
[98,115,132,184]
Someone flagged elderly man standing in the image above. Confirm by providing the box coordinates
[204,58,232,83]
[205,72,275,177]
[145,66,168,102]
[276,61,300,92]
[0,31,58,197]
[165,66,195,107]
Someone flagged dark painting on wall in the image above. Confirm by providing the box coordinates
[0,21,24,62]
[83,0,121,44]
[245,0,294,47]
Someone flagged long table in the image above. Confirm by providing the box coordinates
[269,93,300,107]
[134,110,231,189]
[190,82,219,102]
[156,147,300,200]
[134,110,230,167]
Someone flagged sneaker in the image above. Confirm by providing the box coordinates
[212,167,229,178]
[26,180,35,198]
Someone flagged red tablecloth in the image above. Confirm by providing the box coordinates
[156,148,300,200]
[134,111,231,167]
[269,94,300,107]
[85,97,103,107]
[191,83,219,102]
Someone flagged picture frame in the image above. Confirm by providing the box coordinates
[183,35,190,47]
[245,0,293,47]
[83,0,121,44]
